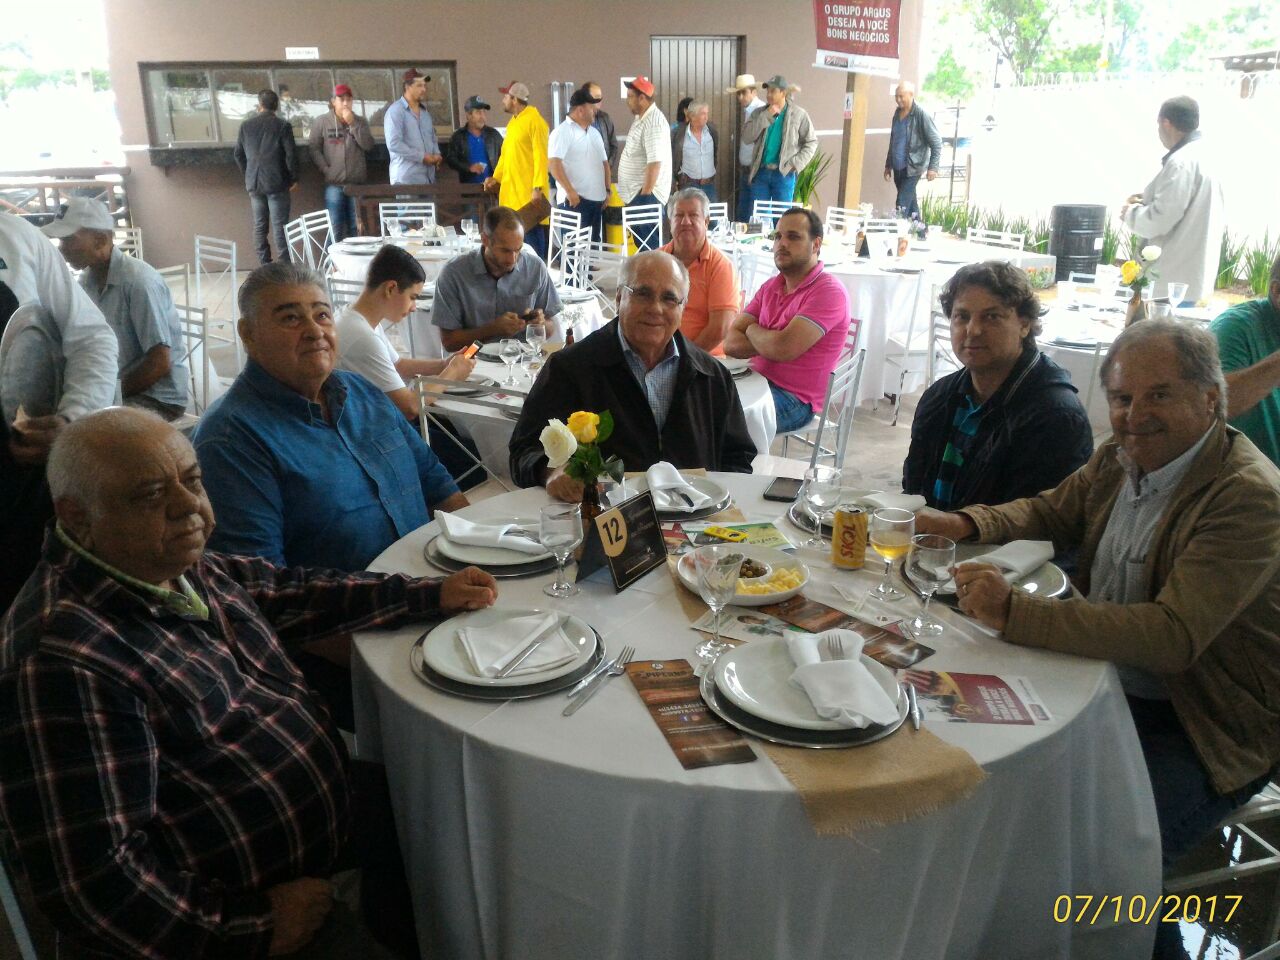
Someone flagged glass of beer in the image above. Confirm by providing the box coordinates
[869,507,915,601]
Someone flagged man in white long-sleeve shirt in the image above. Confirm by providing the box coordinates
[0,211,117,610]
[1121,96,1224,306]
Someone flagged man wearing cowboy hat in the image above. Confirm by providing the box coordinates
[742,75,818,213]
[726,74,765,221]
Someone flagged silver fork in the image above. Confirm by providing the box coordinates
[823,633,850,661]
[563,645,634,716]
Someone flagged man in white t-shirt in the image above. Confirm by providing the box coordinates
[548,88,611,242]
[334,246,481,486]
[616,76,671,251]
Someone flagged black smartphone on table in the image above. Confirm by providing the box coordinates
[763,476,804,502]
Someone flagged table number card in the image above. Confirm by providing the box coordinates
[576,492,667,591]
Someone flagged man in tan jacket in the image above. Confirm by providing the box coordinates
[918,319,1280,871]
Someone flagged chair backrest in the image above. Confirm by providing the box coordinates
[284,210,333,270]
[706,201,730,231]
[751,199,793,223]
[193,235,241,372]
[862,218,900,234]
[327,276,365,312]
[156,263,190,311]
[966,227,1026,251]
[173,303,219,415]
[737,248,777,300]
[379,201,437,237]
[620,203,664,249]
[807,348,866,470]
[547,207,582,269]
[825,206,861,235]
[114,226,144,261]
[558,226,595,291]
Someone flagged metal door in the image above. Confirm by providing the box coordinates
[649,36,742,206]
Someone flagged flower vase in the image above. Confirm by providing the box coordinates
[575,479,604,560]
[1125,290,1148,327]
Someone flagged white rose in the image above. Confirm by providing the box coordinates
[540,419,578,469]
[1141,244,1161,262]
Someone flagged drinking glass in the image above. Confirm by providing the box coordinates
[499,338,522,386]
[691,544,745,670]
[869,507,915,601]
[905,535,955,636]
[539,503,583,598]
[525,321,547,372]
[1167,282,1188,307]
[460,218,478,243]
[799,465,843,549]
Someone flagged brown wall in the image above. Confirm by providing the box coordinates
[106,0,924,266]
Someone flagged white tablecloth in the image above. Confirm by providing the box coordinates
[1038,305,1127,433]
[329,237,474,286]
[435,363,777,478]
[352,474,1159,960]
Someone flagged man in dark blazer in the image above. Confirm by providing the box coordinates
[234,88,298,265]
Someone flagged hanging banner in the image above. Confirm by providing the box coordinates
[812,0,902,78]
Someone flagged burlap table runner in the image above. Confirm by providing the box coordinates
[670,546,987,834]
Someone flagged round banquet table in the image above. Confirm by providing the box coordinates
[329,237,473,285]
[351,474,1159,960]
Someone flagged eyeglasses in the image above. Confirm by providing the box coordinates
[621,284,685,308]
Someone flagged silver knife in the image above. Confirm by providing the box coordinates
[907,683,921,730]
[562,658,620,716]
[495,618,561,678]
[565,658,609,698]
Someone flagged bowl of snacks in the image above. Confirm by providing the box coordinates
[678,546,810,607]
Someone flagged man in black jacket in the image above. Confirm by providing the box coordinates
[509,251,755,500]
[444,95,504,185]
[234,89,298,265]
[882,81,941,219]
[903,261,1093,510]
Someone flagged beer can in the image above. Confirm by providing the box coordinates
[831,504,868,569]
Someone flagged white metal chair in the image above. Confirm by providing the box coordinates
[966,227,1026,251]
[114,226,144,261]
[706,201,730,232]
[751,200,794,225]
[173,303,217,417]
[825,206,862,235]
[558,227,595,292]
[620,203,663,251]
[737,247,777,301]
[547,207,582,272]
[379,202,436,237]
[193,235,241,372]
[327,276,364,312]
[924,284,959,388]
[880,278,937,426]
[776,337,867,469]
[156,263,190,313]
[284,210,334,271]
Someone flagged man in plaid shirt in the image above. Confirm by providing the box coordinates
[0,407,496,958]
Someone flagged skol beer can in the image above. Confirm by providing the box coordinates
[831,504,868,570]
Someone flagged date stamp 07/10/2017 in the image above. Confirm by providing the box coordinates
[1054,894,1243,926]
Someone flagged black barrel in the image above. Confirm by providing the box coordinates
[1049,204,1107,281]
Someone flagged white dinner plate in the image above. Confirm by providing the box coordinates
[435,515,552,565]
[629,473,731,517]
[421,607,597,687]
[442,374,498,396]
[718,357,752,378]
[343,236,384,246]
[714,637,900,731]
[676,545,809,607]
[556,286,597,303]
[787,487,885,534]
[902,542,1070,606]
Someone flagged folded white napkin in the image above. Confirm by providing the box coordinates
[457,613,579,678]
[859,492,927,513]
[646,462,713,512]
[942,539,1054,593]
[785,630,900,729]
[436,512,547,555]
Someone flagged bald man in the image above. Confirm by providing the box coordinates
[0,407,495,959]
[882,81,942,219]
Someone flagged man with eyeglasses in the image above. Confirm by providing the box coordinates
[724,207,851,433]
[509,250,755,501]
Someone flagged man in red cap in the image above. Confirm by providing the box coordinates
[308,84,375,241]
[385,68,443,186]
[617,76,671,251]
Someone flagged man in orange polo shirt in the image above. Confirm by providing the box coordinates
[660,187,740,355]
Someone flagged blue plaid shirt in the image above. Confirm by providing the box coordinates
[617,323,681,431]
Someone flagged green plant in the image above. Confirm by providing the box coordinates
[1028,218,1052,254]
[793,150,834,209]
[980,207,1008,234]
[1217,227,1247,290]
[1100,218,1129,267]
[1244,231,1280,296]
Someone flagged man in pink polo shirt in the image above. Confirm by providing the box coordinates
[660,187,740,355]
[724,207,850,431]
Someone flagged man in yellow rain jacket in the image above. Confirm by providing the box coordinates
[485,81,551,259]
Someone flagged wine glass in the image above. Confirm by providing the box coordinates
[460,218,478,244]
[499,338,522,386]
[869,507,915,601]
[539,502,583,598]
[691,544,744,672]
[525,321,547,372]
[799,465,843,549]
[905,534,955,636]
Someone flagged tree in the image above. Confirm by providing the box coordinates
[966,0,1064,83]
[924,47,977,102]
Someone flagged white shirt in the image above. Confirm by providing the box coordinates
[335,305,405,393]
[739,96,765,165]
[681,125,716,180]
[618,102,672,204]
[548,119,608,204]
[0,213,117,420]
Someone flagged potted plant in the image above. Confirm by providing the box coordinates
[792,151,833,209]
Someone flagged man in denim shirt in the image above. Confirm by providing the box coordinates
[194,262,466,572]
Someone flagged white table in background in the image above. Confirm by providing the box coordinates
[352,474,1159,960]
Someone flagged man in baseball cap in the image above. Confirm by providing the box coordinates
[445,95,503,185]
[44,199,189,421]
[309,83,375,240]
[499,81,531,103]
[742,73,817,210]
[386,68,442,185]
[618,76,671,251]
[486,82,552,257]
[726,75,766,219]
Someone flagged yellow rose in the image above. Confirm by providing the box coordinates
[566,411,600,444]
[1120,260,1141,285]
